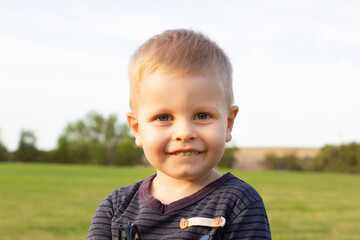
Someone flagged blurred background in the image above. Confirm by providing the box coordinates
[0,1,360,239]
[1,0,359,172]
[1,0,359,150]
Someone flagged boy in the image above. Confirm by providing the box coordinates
[87,29,271,240]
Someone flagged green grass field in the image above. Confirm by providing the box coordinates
[1,163,359,240]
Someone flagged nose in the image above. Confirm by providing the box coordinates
[172,119,197,142]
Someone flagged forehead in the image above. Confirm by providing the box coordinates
[133,72,228,112]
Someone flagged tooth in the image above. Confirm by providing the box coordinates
[175,151,198,156]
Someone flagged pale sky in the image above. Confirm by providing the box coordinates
[1,0,359,151]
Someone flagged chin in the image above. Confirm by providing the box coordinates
[172,169,210,180]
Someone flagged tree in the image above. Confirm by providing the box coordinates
[55,112,143,165]
[116,124,144,165]
[263,153,277,170]
[314,142,360,173]
[15,130,39,162]
[217,146,238,168]
[263,152,304,171]
[0,136,9,162]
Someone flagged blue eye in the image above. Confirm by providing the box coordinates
[157,115,170,121]
[195,113,210,120]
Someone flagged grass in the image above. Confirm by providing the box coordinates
[0,163,359,240]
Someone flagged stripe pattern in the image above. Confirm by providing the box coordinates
[87,173,271,239]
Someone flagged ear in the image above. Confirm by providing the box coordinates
[126,112,142,147]
[225,105,239,142]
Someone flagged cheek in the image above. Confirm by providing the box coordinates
[202,123,227,140]
[140,127,167,151]
[199,125,227,153]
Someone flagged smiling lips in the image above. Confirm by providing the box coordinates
[174,151,199,156]
[169,150,202,156]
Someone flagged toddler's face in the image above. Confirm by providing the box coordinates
[127,72,238,181]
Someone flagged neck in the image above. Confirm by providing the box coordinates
[149,170,222,205]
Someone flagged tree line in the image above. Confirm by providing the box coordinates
[1,111,359,172]
[0,112,143,165]
[0,111,237,167]
[263,142,360,173]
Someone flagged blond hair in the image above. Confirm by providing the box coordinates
[128,29,233,109]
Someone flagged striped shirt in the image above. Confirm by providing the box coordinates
[87,172,271,240]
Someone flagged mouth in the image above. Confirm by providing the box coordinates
[172,151,199,156]
[168,149,202,156]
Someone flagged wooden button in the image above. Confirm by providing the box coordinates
[180,218,189,229]
[213,217,223,227]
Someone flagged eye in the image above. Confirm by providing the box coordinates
[195,113,210,120]
[156,114,171,121]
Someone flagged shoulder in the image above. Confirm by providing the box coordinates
[95,176,149,216]
[215,174,264,213]
[223,175,262,201]
[218,175,271,238]
[106,178,144,209]
[111,179,144,199]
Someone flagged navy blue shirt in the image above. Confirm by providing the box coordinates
[87,173,271,239]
